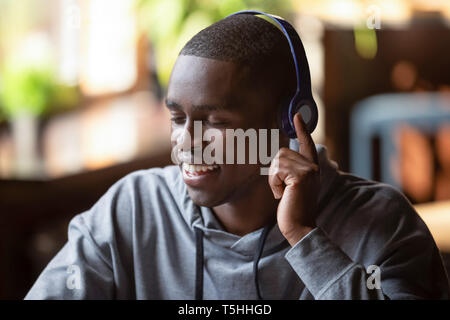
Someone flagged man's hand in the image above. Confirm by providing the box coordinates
[268,113,320,246]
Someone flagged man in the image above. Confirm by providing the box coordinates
[26,14,449,299]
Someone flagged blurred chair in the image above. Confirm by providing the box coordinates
[350,93,450,195]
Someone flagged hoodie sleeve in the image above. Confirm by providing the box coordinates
[24,213,115,299]
[24,172,139,300]
[284,187,450,300]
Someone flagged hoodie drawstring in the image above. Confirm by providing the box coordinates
[194,224,273,300]
[253,224,273,300]
[195,227,204,300]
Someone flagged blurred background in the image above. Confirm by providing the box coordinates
[1,0,450,299]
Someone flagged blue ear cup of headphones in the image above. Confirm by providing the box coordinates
[281,96,318,138]
[226,10,318,139]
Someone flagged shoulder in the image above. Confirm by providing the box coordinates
[328,172,420,221]
[320,172,436,256]
[69,165,184,248]
[99,165,183,204]
[95,165,184,217]
[113,164,181,189]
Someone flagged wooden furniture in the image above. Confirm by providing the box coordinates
[415,200,450,252]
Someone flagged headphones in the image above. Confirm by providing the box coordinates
[227,10,318,138]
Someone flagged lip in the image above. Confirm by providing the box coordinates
[181,164,221,187]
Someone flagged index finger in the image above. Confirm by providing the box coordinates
[293,112,318,164]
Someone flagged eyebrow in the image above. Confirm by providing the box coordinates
[165,98,230,112]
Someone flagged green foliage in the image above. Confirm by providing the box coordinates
[0,63,80,120]
[0,65,54,118]
[137,0,293,89]
[353,26,378,60]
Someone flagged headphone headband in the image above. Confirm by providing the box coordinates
[226,10,317,137]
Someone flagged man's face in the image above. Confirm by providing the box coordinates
[166,55,286,207]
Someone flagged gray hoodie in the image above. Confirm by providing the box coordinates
[25,145,449,299]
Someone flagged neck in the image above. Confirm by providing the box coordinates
[212,176,278,236]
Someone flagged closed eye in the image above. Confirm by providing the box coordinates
[170,116,186,125]
[205,119,228,127]
[204,115,231,127]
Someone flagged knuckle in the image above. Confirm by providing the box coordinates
[278,147,290,157]
[268,166,279,179]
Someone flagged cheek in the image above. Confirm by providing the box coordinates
[171,126,186,143]
[202,129,224,164]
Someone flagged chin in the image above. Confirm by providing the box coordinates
[186,187,225,207]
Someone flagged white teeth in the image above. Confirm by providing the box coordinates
[182,162,219,173]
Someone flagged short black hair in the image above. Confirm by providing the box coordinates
[179,14,296,100]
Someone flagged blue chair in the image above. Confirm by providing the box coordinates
[350,93,450,188]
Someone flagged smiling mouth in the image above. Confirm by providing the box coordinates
[182,162,220,177]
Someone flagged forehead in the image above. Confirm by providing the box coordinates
[167,55,250,110]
